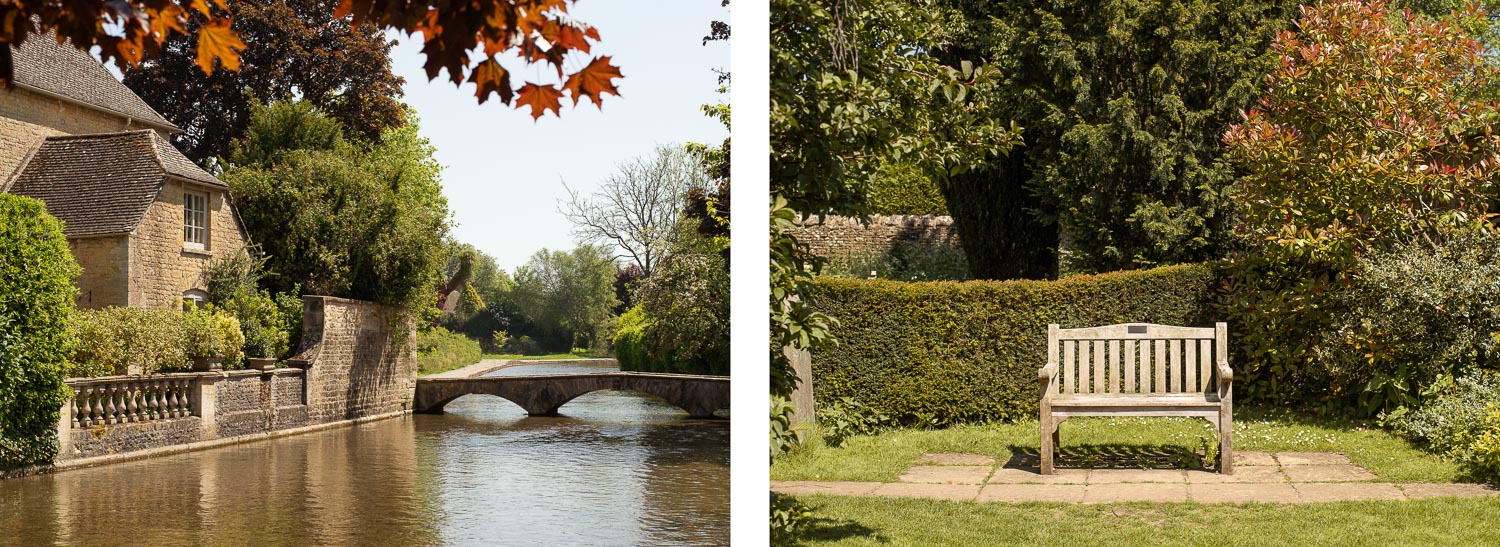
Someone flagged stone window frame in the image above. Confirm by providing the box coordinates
[183,189,209,250]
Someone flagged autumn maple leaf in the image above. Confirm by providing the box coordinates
[470,59,514,105]
[562,56,623,108]
[195,19,246,73]
[515,83,564,120]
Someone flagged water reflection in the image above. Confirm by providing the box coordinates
[0,362,729,545]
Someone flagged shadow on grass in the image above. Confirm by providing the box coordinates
[782,516,884,545]
[1006,444,1214,471]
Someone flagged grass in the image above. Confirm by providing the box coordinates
[774,407,1492,545]
[781,495,1500,545]
[479,348,600,361]
[772,407,1462,484]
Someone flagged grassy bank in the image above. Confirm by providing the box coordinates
[781,494,1500,545]
[772,408,1461,484]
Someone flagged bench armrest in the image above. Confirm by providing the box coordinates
[1217,359,1233,384]
[1039,362,1058,383]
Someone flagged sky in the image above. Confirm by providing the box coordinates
[388,1,729,271]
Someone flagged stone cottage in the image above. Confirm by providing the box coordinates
[0,37,248,309]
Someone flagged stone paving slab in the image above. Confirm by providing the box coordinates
[1083,483,1189,504]
[1233,451,1278,466]
[776,479,1500,504]
[899,465,992,485]
[869,483,981,501]
[988,467,1088,484]
[1275,452,1351,466]
[914,453,996,466]
[1186,467,1288,484]
[1294,482,1403,503]
[977,484,1086,503]
[1088,469,1188,484]
[1189,482,1301,503]
[1282,464,1377,483]
[1399,483,1500,499]
[770,481,882,497]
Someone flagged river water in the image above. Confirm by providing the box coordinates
[0,362,730,545]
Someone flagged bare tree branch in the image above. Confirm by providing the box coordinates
[559,144,711,277]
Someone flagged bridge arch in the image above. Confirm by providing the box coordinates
[414,373,729,419]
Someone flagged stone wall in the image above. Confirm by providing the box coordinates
[68,235,130,309]
[295,296,418,422]
[0,87,170,187]
[787,214,960,260]
[129,178,248,309]
[56,297,416,462]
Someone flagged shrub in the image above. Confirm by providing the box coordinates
[0,194,79,468]
[816,397,892,448]
[1467,405,1500,486]
[809,263,1216,426]
[182,306,244,368]
[627,228,730,376]
[72,307,188,376]
[613,306,650,371]
[206,254,298,360]
[416,326,482,375]
[502,335,542,356]
[1386,372,1500,457]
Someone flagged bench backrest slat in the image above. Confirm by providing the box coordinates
[1048,323,1226,395]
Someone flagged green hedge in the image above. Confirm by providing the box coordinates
[0,195,78,468]
[416,326,482,375]
[809,263,1217,426]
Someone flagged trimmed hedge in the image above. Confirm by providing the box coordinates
[809,263,1217,426]
[0,195,78,468]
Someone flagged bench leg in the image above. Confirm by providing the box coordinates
[1052,422,1061,459]
[1040,416,1054,475]
[1219,411,1234,475]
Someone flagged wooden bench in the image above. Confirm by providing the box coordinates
[1038,322,1234,474]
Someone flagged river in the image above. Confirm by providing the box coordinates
[0,361,730,545]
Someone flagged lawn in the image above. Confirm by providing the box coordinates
[773,408,1496,545]
[781,494,1500,545]
[417,350,602,376]
[772,408,1462,484]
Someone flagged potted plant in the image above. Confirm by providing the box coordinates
[241,313,286,372]
[182,308,223,372]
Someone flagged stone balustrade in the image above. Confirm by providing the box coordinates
[52,295,417,465]
[67,375,198,428]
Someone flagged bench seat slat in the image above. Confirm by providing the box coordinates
[1051,393,1220,408]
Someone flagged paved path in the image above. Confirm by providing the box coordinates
[425,358,616,379]
[771,451,1499,504]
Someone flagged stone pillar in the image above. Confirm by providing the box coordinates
[193,373,218,438]
[56,392,73,460]
[783,346,816,432]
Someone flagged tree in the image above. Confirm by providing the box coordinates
[509,245,620,351]
[935,0,1300,278]
[560,145,711,277]
[1225,0,1500,262]
[122,0,406,164]
[0,0,622,114]
[222,101,452,314]
[1219,0,1500,409]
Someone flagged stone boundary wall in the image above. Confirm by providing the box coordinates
[54,296,415,463]
[787,214,960,260]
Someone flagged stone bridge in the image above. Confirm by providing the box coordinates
[413,372,730,418]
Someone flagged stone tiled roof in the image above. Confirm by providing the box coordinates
[10,36,179,132]
[8,131,227,237]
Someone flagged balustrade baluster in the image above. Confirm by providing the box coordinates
[73,390,86,428]
[105,385,118,424]
[169,383,182,418]
[90,387,102,427]
[126,382,139,422]
[154,381,166,419]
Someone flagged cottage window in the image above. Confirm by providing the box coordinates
[184,191,208,249]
